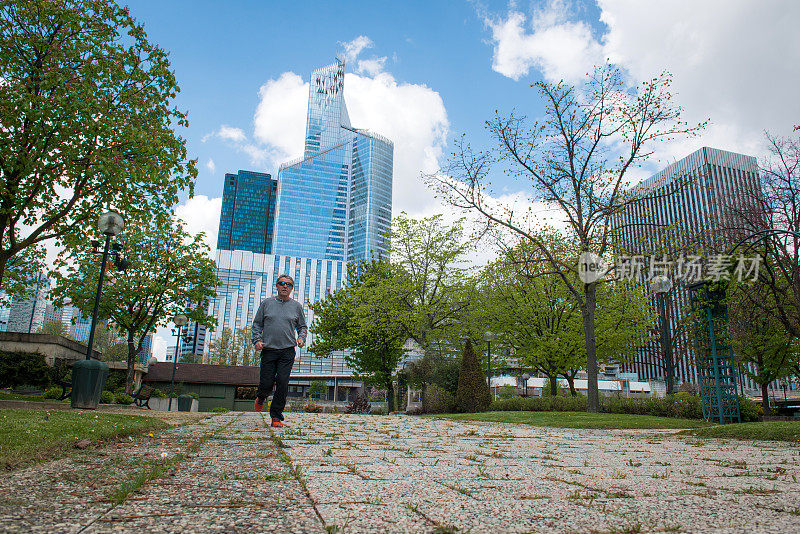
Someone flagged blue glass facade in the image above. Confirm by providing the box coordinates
[217,170,277,254]
[274,59,393,263]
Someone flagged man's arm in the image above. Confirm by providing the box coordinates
[296,304,308,348]
[252,300,265,349]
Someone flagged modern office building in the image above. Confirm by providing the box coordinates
[6,273,49,334]
[217,170,278,254]
[177,321,207,363]
[273,58,393,263]
[614,147,761,389]
[209,249,350,375]
[137,332,153,366]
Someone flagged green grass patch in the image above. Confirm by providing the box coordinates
[428,411,712,429]
[684,421,800,442]
[0,408,167,469]
[0,392,53,402]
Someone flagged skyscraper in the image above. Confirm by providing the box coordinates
[273,58,393,262]
[7,273,49,333]
[217,170,278,254]
[614,147,761,388]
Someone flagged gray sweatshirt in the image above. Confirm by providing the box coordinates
[251,296,308,349]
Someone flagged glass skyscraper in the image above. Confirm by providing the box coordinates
[273,58,393,262]
[217,170,278,254]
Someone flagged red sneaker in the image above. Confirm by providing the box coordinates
[254,398,264,412]
[271,418,283,428]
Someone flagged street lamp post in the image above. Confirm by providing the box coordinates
[651,275,674,396]
[167,313,188,411]
[522,372,530,398]
[484,331,493,395]
[71,211,125,409]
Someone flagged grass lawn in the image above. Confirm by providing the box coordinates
[0,409,167,469]
[0,391,55,402]
[685,421,800,442]
[429,411,712,429]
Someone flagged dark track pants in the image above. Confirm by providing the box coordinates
[256,347,296,421]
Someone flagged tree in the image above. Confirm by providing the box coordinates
[0,0,197,295]
[38,319,68,337]
[310,260,408,412]
[455,337,491,413]
[388,213,474,353]
[206,327,234,365]
[308,380,327,400]
[433,66,702,411]
[53,215,218,393]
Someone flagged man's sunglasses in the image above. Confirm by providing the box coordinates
[276,281,294,288]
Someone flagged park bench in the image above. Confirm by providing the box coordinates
[54,377,72,401]
[133,384,155,409]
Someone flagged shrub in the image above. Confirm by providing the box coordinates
[368,387,386,401]
[429,358,461,395]
[114,392,134,404]
[151,388,164,398]
[455,338,490,413]
[739,395,762,422]
[189,392,200,400]
[498,384,517,400]
[43,386,63,400]
[309,380,327,399]
[345,393,371,414]
[541,378,562,397]
[100,391,114,404]
[0,351,51,389]
[236,386,257,399]
[303,401,323,413]
[424,384,456,414]
[103,370,126,392]
[211,406,230,413]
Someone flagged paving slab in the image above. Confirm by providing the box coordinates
[2,411,800,533]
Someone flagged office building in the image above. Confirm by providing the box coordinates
[209,249,349,375]
[137,332,153,365]
[6,273,49,333]
[273,58,393,263]
[177,321,207,363]
[614,147,761,388]
[217,170,278,254]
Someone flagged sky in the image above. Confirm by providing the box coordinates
[121,0,800,359]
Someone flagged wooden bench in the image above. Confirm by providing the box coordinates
[133,384,155,409]
[55,377,72,401]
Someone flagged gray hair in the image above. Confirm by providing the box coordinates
[276,273,294,285]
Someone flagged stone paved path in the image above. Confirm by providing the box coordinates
[2,412,800,533]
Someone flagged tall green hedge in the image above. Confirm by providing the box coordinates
[455,338,491,413]
[0,351,52,389]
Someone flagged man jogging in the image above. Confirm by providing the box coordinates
[252,274,307,427]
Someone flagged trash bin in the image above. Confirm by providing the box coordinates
[70,359,109,410]
[177,394,193,412]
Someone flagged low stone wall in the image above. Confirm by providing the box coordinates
[148,397,199,412]
[0,332,101,364]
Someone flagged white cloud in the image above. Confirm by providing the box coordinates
[205,158,215,174]
[340,36,374,62]
[484,2,603,82]
[356,57,387,77]
[174,195,222,252]
[482,0,800,161]
[216,125,247,143]
[253,72,308,162]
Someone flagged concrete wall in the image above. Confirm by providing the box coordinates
[0,332,101,364]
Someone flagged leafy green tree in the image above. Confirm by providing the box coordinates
[455,337,491,413]
[206,327,234,365]
[309,380,327,400]
[435,66,702,411]
[53,215,217,393]
[0,0,197,295]
[388,213,474,353]
[310,260,408,412]
[38,319,68,337]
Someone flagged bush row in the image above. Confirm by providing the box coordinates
[489,393,761,422]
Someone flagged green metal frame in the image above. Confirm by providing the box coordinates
[689,282,741,424]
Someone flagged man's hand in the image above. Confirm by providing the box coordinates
[255,342,264,351]
[297,338,305,348]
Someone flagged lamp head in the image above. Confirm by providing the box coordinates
[148,356,158,367]
[650,275,671,294]
[484,331,494,342]
[522,373,530,380]
[173,313,188,327]
[98,210,124,236]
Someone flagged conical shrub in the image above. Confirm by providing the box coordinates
[455,337,491,412]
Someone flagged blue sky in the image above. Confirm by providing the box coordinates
[124,0,800,358]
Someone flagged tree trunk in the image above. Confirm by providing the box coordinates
[125,332,137,395]
[564,374,577,396]
[385,379,395,412]
[547,373,558,396]
[581,282,600,412]
[761,382,771,415]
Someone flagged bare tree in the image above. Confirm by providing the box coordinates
[431,66,702,412]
